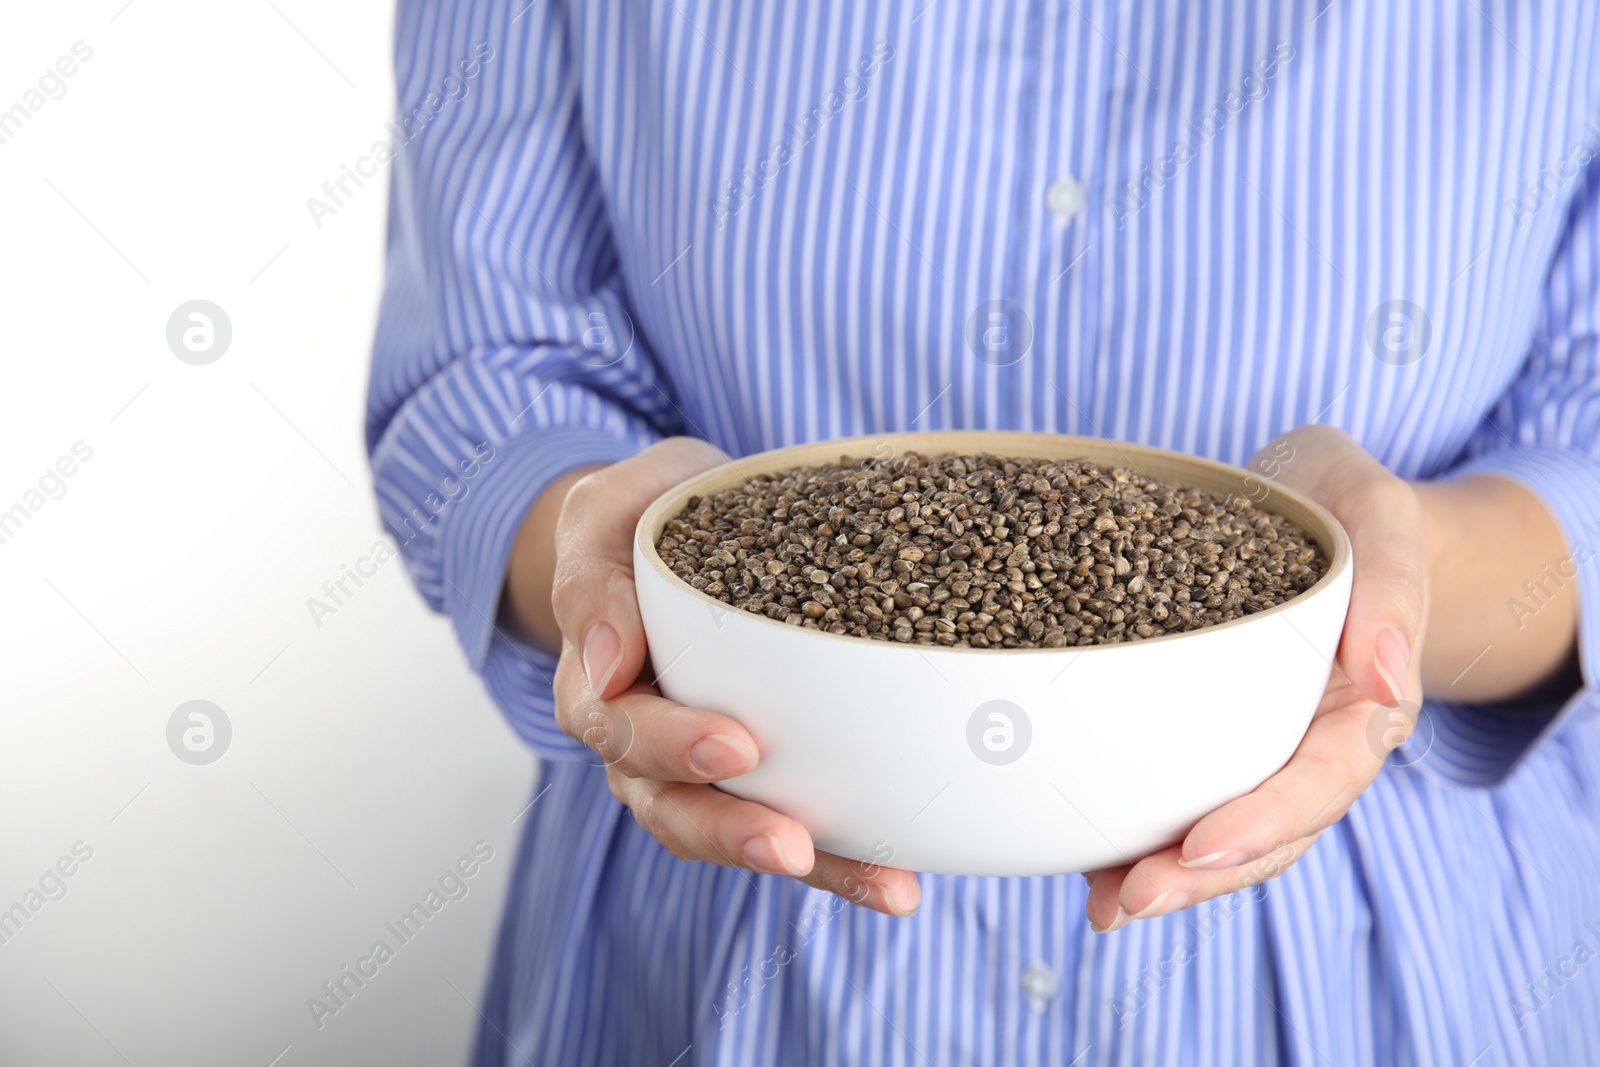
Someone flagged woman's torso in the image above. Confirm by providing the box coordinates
[471,5,1600,1065]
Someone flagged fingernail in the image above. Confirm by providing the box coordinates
[1130,890,1191,921]
[689,733,757,779]
[742,833,800,876]
[1374,626,1411,707]
[582,620,623,698]
[1090,907,1131,934]
[880,886,918,918]
[1178,849,1250,871]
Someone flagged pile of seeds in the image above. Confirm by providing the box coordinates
[655,452,1326,648]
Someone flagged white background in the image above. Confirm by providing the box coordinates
[0,3,538,1064]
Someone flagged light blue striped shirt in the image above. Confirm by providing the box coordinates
[366,2,1600,1063]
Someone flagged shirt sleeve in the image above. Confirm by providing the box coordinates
[1423,160,1600,788]
[365,0,672,759]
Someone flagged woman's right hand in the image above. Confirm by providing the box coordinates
[508,436,921,917]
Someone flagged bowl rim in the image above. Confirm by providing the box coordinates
[633,430,1353,657]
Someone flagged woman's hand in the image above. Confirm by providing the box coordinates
[1082,425,1429,932]
[505,437,922,917]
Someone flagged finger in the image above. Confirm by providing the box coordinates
[610,753,917,916]
[802,851,921,918]
[1087,837,1318,932]
[612,773,817,878]
[560,675,760,783]
[1082,863,1133,932]
[551,437,730,699]
[1175,685,1381,870]
[1254,426,1428,707]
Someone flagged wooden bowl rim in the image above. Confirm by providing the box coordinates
[635,431,1352,656]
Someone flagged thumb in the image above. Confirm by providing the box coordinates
[1261,426,1429,707]
[1331,475,1429,707]
[552,436,730,700]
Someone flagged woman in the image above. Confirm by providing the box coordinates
[366,2,1600,1063]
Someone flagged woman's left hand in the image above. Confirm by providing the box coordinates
[1082,424,1430,932]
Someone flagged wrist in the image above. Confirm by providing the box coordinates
[1408,472,1578,699]
[1410,479,1458,592]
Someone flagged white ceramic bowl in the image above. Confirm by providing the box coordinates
[634,431,1352,876]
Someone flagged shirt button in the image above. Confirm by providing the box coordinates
[1045,175,1087,224]
[1020,962,1061,1012]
